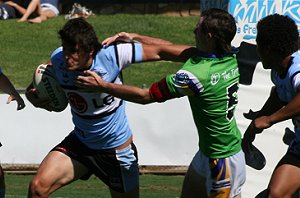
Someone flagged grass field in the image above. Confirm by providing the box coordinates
[5,173,184,198]
[0,15,199,89]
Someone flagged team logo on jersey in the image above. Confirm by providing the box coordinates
[175,72,189,84]
[211,73,220,85]
[67,92,88,113]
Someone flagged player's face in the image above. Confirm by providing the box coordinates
[256,41,272,69]
[63,45,94,71]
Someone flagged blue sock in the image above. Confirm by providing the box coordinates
[0,188,5,198]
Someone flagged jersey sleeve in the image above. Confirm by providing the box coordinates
[114,42,142,70]
[292,72,300,90]
[288,55,300,91]
[166,69,204,97]
[50,47,64,67]
[149,69,204,102]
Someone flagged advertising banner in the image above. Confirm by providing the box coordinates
[229,0,300,45]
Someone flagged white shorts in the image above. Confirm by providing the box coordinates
[41,3,59,16]
[191,149,246,197]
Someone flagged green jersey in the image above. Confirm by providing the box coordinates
[165,54,241,158]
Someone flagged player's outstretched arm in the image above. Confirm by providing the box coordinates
[102,32,174,46]
[142,44,197,63]
[102,32,198,63]
[76,70,154,104]
[261,89,300,126]
[0,73,25,110]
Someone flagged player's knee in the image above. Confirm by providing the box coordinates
[268,187,291,198]
[28,178,51,198]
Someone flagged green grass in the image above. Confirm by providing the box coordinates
[5,173,184,197]
[0,15,198,89]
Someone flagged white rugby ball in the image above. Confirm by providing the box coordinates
[33,64,68,112]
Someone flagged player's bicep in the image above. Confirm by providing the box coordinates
[142,45,161,61]
[142,44,196,62]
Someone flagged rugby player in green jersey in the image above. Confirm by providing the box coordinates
[77,8,245,198]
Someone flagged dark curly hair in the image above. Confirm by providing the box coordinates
[256,14,299,57]
[59,17,102,56]
[196,8,236,54]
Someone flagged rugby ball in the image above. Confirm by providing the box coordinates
[32,64,68,112]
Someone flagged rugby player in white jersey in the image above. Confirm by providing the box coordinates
[25,17,197,198]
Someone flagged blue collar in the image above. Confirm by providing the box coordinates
[197,47,239,58]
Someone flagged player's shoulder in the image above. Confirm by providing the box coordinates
[291,51,300,66]
[287,52,300,76]
[50,47,64,66]
[51,47,63,58]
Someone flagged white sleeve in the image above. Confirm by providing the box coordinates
[114,43,143,70]
[292,72,300,90]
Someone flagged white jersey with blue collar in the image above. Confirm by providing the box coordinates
[50,42,143,149]
[271,51,300,140]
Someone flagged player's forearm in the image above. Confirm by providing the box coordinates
[0,74,19,96]
[267,93,300,125]
[142,44,196,63]
[256,87,285,118]
[130,33,173,45]
[102,82,154,104]
[159,45,197,62]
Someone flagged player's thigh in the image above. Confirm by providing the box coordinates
[32,150,89,189]
[181,164,208,198]
[181,150,245,198]
[268,152,300,197]
[269,165,300,196]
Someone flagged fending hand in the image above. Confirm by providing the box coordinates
[102,32,133,46]
[7,94,25,110]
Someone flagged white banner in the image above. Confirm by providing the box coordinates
[0,63,294,197]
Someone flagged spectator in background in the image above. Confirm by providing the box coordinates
[0,0,30,20]
[0,67,26,198]
[18,0,59,23]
